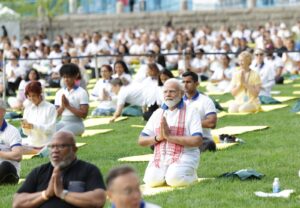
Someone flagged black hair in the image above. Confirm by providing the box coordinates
[106,165,136,188]
[25,68,40,81]
[101,64,113,73]
[158,69,174,86]
[59,63,80,77]
[182,71,198,82]
[114,60,130,74]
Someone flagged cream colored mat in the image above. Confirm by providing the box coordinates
[284,80,294,84]
[141,178,211,196]
[200,82,208,87]
[271,91,281,95]
[131,125,145,128]
[293,91,300,95]
[293,84,300,87]
[273,96,297,102]
[44,88,59,93]
[22,143,87,160]
[89,101,98,108]
[89,78,97,84]
[118,143,236,163]
[45,95,56,101]
[261,104,288,112]
[205,91,227,96]
[18,178,25,184]
[81,129,113,137]
[84,116,128,127]
[212,126,268,136]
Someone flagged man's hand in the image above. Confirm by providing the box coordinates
[53,167,64,198]
[44,169,56,199]
[160,116,170,140]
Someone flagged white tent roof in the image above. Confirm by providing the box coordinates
[0,4,20,20]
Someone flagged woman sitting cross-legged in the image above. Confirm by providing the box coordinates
[228,51,262,113]
[21,81,57,154]
[55,63,89,136]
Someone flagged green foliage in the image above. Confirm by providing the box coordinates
[1,0,66,18]
[1,80,300,207]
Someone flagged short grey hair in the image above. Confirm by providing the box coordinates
[164,78,184,92]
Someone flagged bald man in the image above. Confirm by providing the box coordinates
[13,131,106,208]
[139,78,203,187]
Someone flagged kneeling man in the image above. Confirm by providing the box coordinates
[138,78,203,187]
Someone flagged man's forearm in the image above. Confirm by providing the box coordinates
[63,189,106,208]
[13,192,46,208]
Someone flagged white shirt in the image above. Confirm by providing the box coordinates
[55,86,89,117]
[142,101,202,160]
[134,63,163,83]
[117,83,144,107]
[184,92,216,140]
[91,79,116,110]
[22,100,57,147]
[0,121,22,176]
[48,51,62,67]
[210,66,233,92]
[86,41,110,68]
[251,61,276,97]
[141,77,159,106]
[112,73,132,84]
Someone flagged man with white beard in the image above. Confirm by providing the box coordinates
[13,131,106,208]
[138,78,203,187]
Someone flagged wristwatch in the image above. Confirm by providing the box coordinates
[60,189,69,200]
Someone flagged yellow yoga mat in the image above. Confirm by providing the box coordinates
[284,80,294,84]
[89,101,98,108]
[81,129,113,137]
[18,178,25,184]
[118,143,236,163]
[217,111,250,118]
[45,95,56,101]
[293,84,300,87]
[271,91,281,95]
[200,82,208,87]
[212,126,268,136]
[261,104,288,112]
[273,96,298,102]
[44,88,59,93]
[293,91,300,95]
[87,83,95,89]
[141,178,211,196]
[89,79,97,84]
[131,125,145,128]
[22,143,87,160]
[84,116,128,128]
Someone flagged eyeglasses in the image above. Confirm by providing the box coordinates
[47,144,74,150]
[255,53,264,56]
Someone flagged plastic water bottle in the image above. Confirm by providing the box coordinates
[272,177,280,193]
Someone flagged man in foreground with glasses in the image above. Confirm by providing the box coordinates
[138,78,203,187]
[13,131,106,208]
[106,165,160,208]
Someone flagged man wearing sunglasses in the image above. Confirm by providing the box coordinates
[13,131,106,208]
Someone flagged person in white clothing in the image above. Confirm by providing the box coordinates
[112,60,132,84]
[182,71,217,152]
[21,81,57,153]
[109,78,144,122]
[207,55,233,93]
[91,65,116,116]
[55,63,89,136]
[251,49,275,97]
[0,99,22,185]
[106,165,161,208]
[139,78,203,187]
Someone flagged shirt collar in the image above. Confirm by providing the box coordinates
[0,119,8,132]
[161,98,184,110]
[183,91,200,101]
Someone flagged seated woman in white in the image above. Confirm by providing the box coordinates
[228,51,262,113]
[8,69,44,110]
[91,64,116,116]
[55,63,89,136]
[112,60,132,84]
[21,81,57,154]
[206,55,233,93]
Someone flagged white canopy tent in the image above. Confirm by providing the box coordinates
[0,4,20,41]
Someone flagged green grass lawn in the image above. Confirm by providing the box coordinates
[1,80,300,208]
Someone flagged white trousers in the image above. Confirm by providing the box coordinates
[143,152,199,187]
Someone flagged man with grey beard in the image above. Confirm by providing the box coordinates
[13,131,106,208]
[138,78,203,187]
